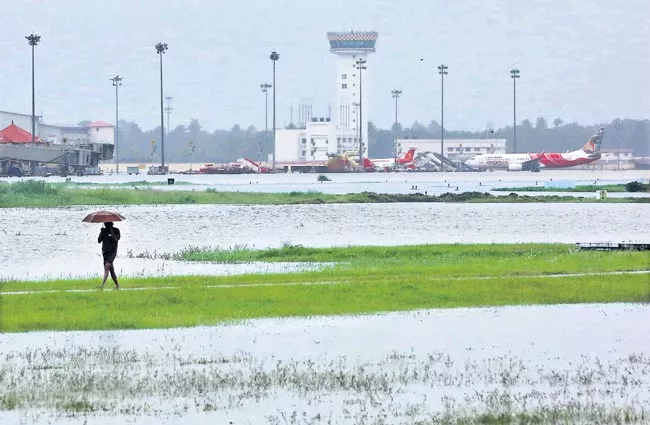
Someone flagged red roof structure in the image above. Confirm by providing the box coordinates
[0,121,40,144]
[86,121,114,128]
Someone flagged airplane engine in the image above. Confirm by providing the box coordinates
[507,163,523,171]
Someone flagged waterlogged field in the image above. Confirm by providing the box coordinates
[1,245,649,423]
[2,244,648,332]
[1,304,649,424]
[1,180,649,208]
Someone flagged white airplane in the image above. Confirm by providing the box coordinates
[464,128,605,172]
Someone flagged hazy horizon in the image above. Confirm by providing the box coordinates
[1,0,648,132]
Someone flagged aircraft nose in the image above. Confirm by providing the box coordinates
[464,158,477,167]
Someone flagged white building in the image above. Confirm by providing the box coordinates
[395,138,507,163]
[273,31,378,165]
[276,117,337,162]
[86,121,115,145]
[0,110,40,137]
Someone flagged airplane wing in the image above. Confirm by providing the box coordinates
[521,157,543,170]
[510,153,544,171]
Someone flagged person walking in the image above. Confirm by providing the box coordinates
[98,222,121,290]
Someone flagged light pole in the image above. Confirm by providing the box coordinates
[110,75,123,174]
[270,51,279,172]
[260,83,272,166]
[26,34,41,144]
[352,102,361,169]
[510,68,520,153]
[189,140,196,173]
[150,140,156,165]
[164,96,173,135]
[155,42,168,169]
[438,64,448,164]
[356,58,367,168]
[391,89,402,159]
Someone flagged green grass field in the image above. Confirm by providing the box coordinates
[2,244,648,333]
[1,180,648,208]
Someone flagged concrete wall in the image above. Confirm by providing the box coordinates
[39,124,64,144]
[275,129,302,162]
[88,126,114,145]
[40,124,93,145]
[305,119,336,161]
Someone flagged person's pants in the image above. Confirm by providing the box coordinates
[103,251,117,266]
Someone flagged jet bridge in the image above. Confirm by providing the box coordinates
[412,152,460,171]
[0,142,113,176]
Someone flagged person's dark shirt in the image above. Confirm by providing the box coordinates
[98,227,121,254]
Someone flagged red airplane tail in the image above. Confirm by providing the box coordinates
[581,127,605,154]
[362,158,376,169]
[399,148,416,163]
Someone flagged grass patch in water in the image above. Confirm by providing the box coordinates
[494,182,649,193]
[1,244,647,332]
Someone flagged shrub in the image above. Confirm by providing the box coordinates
[625,181,649,192]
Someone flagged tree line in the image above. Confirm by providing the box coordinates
[106,117,649,163]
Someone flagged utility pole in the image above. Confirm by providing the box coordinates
[438,64,448,165]
[110,75,123,173]
[155,42,168,169]
[510,68,520,153]
[26,34,41,144]
[260,83,272,166]
[270,51,280,172]
[356,58,367,169]
[164,96,173,135]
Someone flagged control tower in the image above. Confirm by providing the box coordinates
[327,31,378,159]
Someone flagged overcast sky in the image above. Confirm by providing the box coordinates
[1,0,648,132]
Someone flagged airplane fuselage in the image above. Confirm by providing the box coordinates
[367,148,417,170]
[465,150,600,171]
[465,127,605,171]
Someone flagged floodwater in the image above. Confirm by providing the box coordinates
[1,202,648,280]
[1,303,649,424]
[3,168,650,196]
[2,171,649,424]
